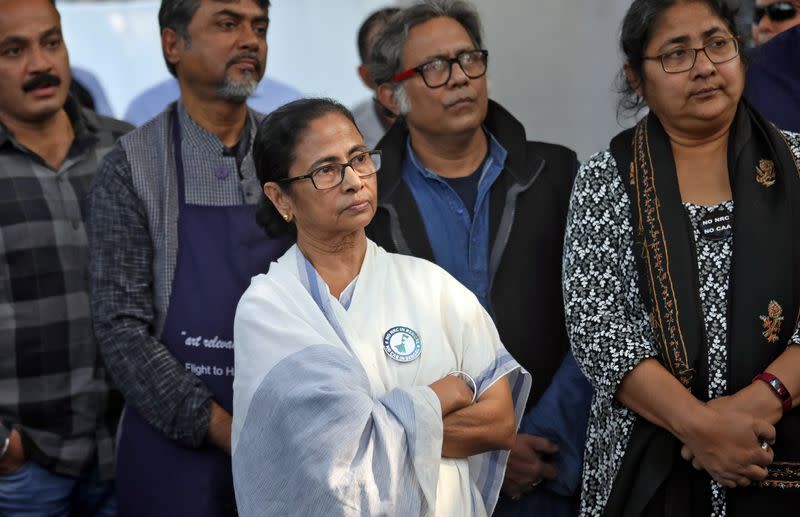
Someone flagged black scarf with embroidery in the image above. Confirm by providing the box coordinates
[605,102,800,516]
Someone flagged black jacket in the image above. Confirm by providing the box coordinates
[366,100,579,407]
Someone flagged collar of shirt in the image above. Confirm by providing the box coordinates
[176,101,253,176]
[402,129,508,311]
[0,95,100,157]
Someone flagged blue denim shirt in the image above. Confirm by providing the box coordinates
[402,132,507,311]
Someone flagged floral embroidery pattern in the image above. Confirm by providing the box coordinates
[633,120,694,386]
[759,462,800,490]
[760,300,784,343]
[756,158,776,187]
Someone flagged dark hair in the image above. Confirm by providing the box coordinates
[253,98,359,238]
[158,0,270,77]
[357,8,400,64]
[369,0,483,86]
[617,0,741,116]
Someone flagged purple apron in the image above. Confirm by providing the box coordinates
[116,110,288,516]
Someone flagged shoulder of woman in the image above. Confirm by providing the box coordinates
[572,149,624,195]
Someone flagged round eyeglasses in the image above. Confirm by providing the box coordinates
[391,49,489,88]
[642,37,739,74]
[276,150,382,190]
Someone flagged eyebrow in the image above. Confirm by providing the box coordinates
[40,27,62,40]
[308,145,368,170]
[420,46,476,64]
[0,26,61,48]
[660,26,725,48]
[212,5,269,24]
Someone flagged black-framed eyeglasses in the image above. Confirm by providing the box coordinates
[754,2,799,23]
[642,37,739,74]
[390,49,489,88]
[276,150,382,190]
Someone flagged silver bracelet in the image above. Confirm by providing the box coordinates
[449,370,478,404]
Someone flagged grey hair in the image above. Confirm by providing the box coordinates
[158,0,271,77]
[368,0,484,87]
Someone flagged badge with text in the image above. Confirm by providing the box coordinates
[698,208,733,241]
[383,326,422,363]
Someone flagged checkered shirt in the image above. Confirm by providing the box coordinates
[0,97,132,479]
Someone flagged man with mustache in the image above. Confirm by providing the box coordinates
[366,1,592,515]
[745,1,800,132]
[88,1,288,515]
[0,0,131,515]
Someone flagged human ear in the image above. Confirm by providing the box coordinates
[376,83,400,117]
[624,61,644,98]
[263,182,293,221]
[162,28,183,70]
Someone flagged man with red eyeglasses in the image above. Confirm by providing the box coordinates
[366,1,592,516]
[752,0,800,46]
[745,1,800,132]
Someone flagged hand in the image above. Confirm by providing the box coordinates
[429,375,473,417]
[678,402,774,488]
[0,429,26,475]
[207,402,232,455]
[501,434,558,500]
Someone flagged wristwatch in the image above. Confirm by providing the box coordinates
[0,423,10,460]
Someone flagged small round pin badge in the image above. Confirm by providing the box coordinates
[383,326,422,363]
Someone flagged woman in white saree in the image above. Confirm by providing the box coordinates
[231,98,530,517]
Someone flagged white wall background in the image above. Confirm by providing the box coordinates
[59,0,694,159]
[466,0,637,159]
[59,0,392,119]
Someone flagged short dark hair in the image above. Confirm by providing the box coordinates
[617,0,741,116]
[369,0,483,86]
[158,0,271,77]
[253,98,359,238]
[357,7,400,64]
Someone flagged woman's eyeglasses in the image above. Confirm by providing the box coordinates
[643,37,739,74]
[754,2,799,24]
[277,150,382,190]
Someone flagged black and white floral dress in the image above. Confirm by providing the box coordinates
[562,131,800,516]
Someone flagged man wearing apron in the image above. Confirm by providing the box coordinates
[88,1,287,515]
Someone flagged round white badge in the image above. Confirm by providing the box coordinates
[383,326,422,363]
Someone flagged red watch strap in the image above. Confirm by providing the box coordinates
[753,372,793,413]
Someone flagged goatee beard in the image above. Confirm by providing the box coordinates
[216,73,259,103]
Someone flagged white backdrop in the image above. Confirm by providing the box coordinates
[59,0,390,119]
[60,0,684,159]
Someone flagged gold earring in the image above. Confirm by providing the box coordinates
[283,213,291,222]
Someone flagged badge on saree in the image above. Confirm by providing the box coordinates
[698,208,733,241]
[383,326,422,363]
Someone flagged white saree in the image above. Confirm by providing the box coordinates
[231,240,531,516]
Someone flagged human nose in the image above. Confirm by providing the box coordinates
[238,24,262,51]
[447,59,470,86]
[691,48,716,76]
[340,164,363,191]
[27,44,54,74]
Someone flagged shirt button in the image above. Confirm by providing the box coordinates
[72,220,80,230]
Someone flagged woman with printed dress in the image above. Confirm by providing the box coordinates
[563,0,800,515]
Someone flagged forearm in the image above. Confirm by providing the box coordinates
[208,402,232,454]
[729,344,800,425]
[89,153,213,446]
[98,320,214,445]
[616,358,707,442]
[442,379,515,458]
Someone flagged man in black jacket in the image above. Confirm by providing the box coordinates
[366,0,591,512]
